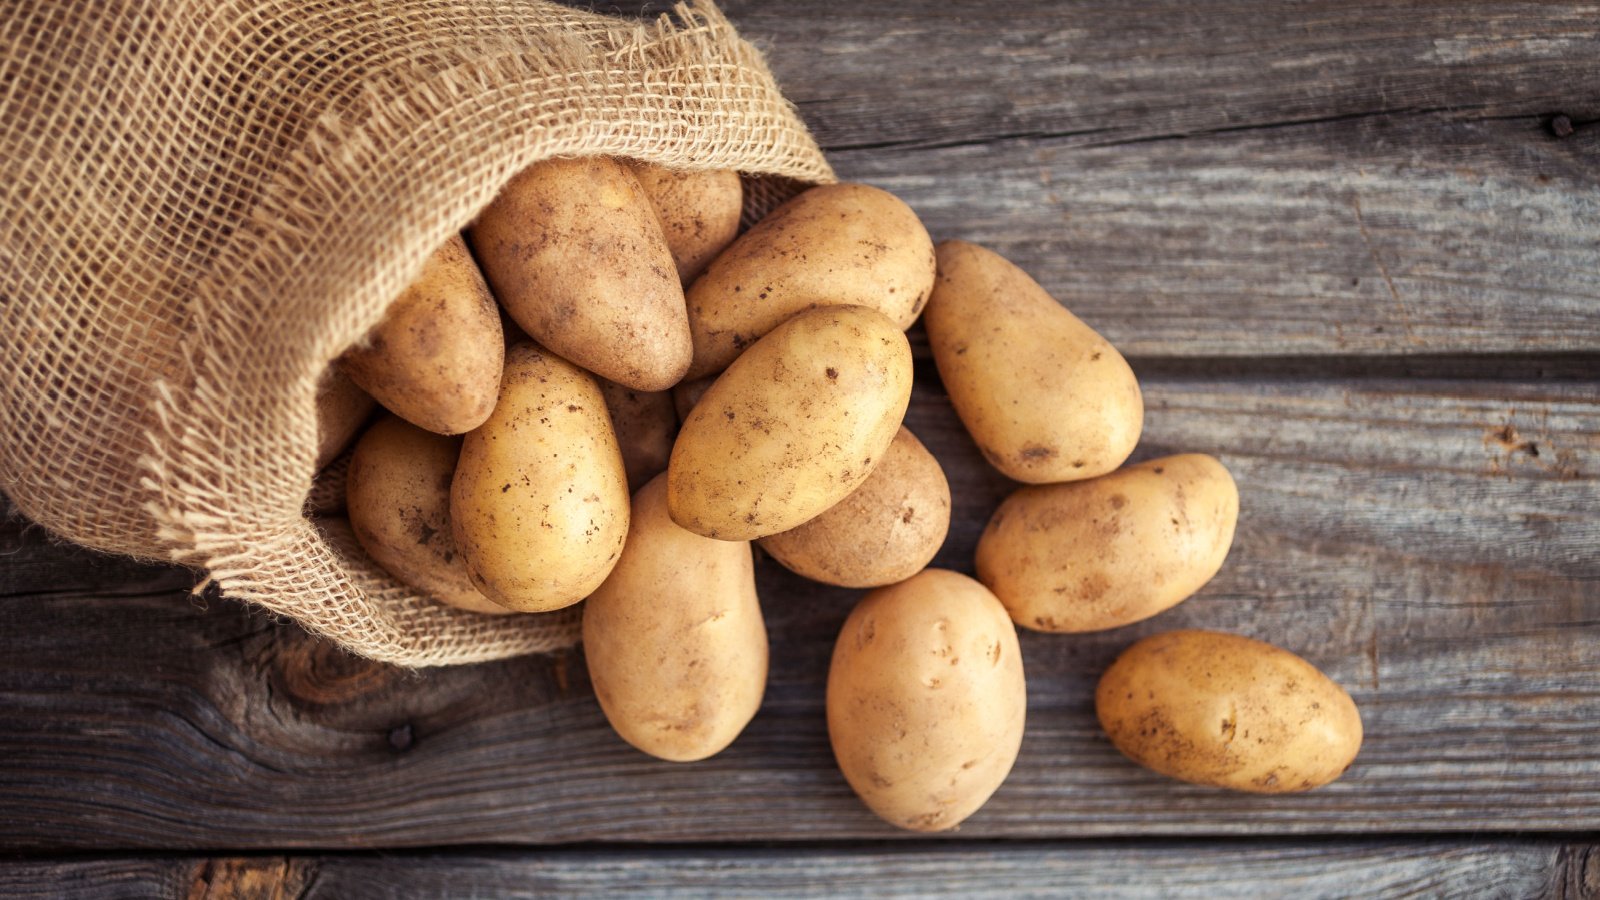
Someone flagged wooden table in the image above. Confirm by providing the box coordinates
[4,2,1598,896]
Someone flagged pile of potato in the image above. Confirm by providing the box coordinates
[320,156,1363,831]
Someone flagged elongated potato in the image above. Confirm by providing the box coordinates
[926,240,1142,483]
[597,378,677,492]
[469,157,690,391]
[450,342,629,611]
[346,415,509,615]
[828,569,1026,832]
[760,426,950,587]
[340,235,504,435]
[314,367,377,470]
[583,475,767,762]
[683,183,935,379]
[976,454,1238,632]
[629,161,743,283]
[1097,630,1363,792]
[668,306,913,541]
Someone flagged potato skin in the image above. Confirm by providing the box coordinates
[583,475,767,762]
[1097,630,1363,793]
[671,375,716,424]
[629,161,743,283]
[828,569,1026,832]
[450,342,629,612]
[314,367,376,470]
[597,379,677,492]
[926,240,1142,483]
[469,157,690,391]
[976,454,1238,633]
[683,183,935,379]
[340,235,504,435]
[346,415,510,615]
[668,306,913,541]
[760,426,950,588]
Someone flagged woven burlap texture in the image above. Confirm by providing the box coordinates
[0,0,833,666]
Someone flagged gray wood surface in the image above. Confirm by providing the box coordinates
[3,375,1594,848]
[0,841,1593,898]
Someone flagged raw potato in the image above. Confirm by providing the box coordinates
[629,161,743,283]
[314,367,377,470]
[683,183,935,379]
[469,157,690,391]
[827,569,1026,832]
[340,235,504,435]
[346,415,509,615]
[583,475,767,762]
[597,378,678,492]
[1097,630,1363,793]
[671,375,716,423]
[450,342,629,612]
[668,306,913,541]
[976,454,1238,633]
[760,426,951,588]
[926,240,1142,483]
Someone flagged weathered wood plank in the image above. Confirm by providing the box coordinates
[0,841,1588,899]
[0,375,1594,848]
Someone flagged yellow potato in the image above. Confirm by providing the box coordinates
[976,454,1238,633]
[313,367,376,470]
[583,475,767,761]
[828,569,1026,832]
[346,415,510,615]
[469,157,690,391]
[668,306,913,541]
[925,240,1142,483]
[671,375,716,423]
[340,235,504,435]
[629,161,743,283]
[683,183,935,379]
[760,426,950,587]
[1097,630,1363,793]
[597,378,677,492]
[450,342,629,611]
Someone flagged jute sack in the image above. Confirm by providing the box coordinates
[0,0,833,666]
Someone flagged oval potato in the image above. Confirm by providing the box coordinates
[828,569,1026,832]
[583,475,767,761]
[668,306,913,541]
[346,415,509,615]
[340,235,504,435]
[683,183,935,379]
[926,240,1142,483]
[760,426,951,588]
[629,161,743,283]
[469,157,690,391]
[450,342,629,611]
[1097,630,1363,792]
[314,367,376,470]
[597,379,677,493]
[976,454,1238,632]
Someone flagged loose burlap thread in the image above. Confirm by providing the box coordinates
[0,0,833,666]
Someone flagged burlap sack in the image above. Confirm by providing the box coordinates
[0,0,833,666]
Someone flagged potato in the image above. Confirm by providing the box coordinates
[828,569,1026,832]
[450,342,629,611]
[597,379,678,493]
[314,367,376,470]
[629,161,743,283]
[1097,630,1363,793]
[469,157,690,391]
[668,306,913,541]
[671,375,716,423]
[340,235,504,435]
[683,183,934,379]
[976,454,1238,633]
[346,415,509,615]
[760,426,950,587]
[583,474,767,761]
[925,240,1142,483]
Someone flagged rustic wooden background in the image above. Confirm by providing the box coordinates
[4,1,1598,896]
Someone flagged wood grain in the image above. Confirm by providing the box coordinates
[0,841,1592,898]
[1,374,1593,848]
